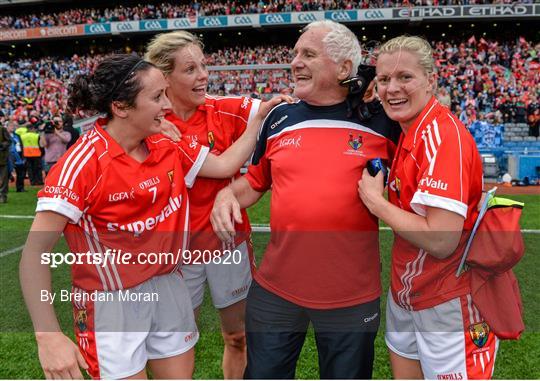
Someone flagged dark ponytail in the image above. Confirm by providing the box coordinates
[68,54,155,117]
[68,74,96,114]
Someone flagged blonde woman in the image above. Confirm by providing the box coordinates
[145,31,260,378]
[358,36,498,379]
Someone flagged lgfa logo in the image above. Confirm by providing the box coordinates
[278,135,301,148]
[189,135,198,149]
[108,188,136,202]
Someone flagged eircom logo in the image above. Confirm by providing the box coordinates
[325,11,355,21]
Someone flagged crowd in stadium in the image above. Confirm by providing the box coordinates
[206,45,292,65]
[1,36,538,135]
[0,55,100,123]
[1,16,534,380]
[0,0,521,29]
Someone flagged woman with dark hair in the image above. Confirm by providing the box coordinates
[19,54,288,380]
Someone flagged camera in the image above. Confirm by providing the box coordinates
[42,120,55,133]
[340,64,376,100]
[340,65,379,121]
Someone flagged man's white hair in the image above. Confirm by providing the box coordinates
[303,20,361,78]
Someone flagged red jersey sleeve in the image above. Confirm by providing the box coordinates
[36,139,99,223]
[410,116,474,219]
[174,137,209,188]
[213,96,261,140]
[245,155,272,192]
[244,115,272,192]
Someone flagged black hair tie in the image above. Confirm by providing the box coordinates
[110,59,147,98]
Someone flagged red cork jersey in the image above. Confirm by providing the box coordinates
[387,97,483,310]
[245,100,401,309]
[37,122,208,291]
[166,95,260,251]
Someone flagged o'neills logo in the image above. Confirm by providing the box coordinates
[184,332,197,342]
[139,176,160,190]
[232,284,249,297]
[419,177,448,191]
[44,185,80,202]
[437,373,463,380]
[107,195,182,235]
[270,115,288,129]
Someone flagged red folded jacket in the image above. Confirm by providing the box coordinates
[466,202,525,340]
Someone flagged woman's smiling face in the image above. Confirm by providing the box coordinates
[376,50,435,130]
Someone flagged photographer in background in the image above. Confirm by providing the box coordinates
[19,118,43,186]
[39,115,71,176]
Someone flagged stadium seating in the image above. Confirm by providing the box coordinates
[0,1,510,29]
[1,36,538,181]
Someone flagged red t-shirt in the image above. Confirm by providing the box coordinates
[166,95,260,252]
[246,100,400,309]
[387,97,483,310]
[36,123,208,291]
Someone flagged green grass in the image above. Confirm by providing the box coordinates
[0,187,539,379]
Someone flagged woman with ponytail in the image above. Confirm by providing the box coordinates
[19,54,289,380]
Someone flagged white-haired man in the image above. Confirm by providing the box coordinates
[211,20,400,379]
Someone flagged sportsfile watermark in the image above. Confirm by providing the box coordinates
[7,229,536,334]
[41,248,243,268]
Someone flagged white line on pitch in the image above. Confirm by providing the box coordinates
[2,216,540,234]
[0,245,24,258]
